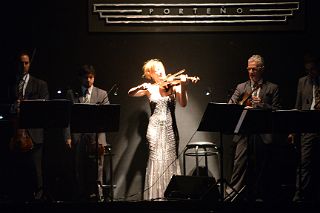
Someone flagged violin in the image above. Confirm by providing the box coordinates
[9,128,33,152]
[158,69,200,92]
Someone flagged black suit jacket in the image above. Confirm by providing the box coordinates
[229,80,281,110]
[11,75,49,144]
[295,75,314,110]
[228,80,281,144]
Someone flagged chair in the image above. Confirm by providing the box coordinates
[183,141,219,176]
[87,143,114,201]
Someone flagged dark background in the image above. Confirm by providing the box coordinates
[1,0,319,201]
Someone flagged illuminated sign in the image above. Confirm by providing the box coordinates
[88,0,304,32]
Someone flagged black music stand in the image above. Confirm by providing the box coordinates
[198,102,274,201]
[198,102,244,134]
[234,108,272,134]
[271,109,320,133]
[272,110,300,134]
[19,100,71,129]
[197,102,244,201]
[233,107,273,201]
[298,110,320,133]
[17,100,72,200]
[70,103,120,202]
[70,104,120,133]
[272,109,320,200]
[272,109,301,200]
[0,104,12,129]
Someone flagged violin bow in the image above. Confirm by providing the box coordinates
[164,69,185,81]
[30,48,37,65]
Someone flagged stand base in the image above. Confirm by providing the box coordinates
[224,185,246,202]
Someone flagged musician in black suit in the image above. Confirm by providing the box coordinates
[292,54,320,202]
[226,55,281,201]
[64,65,109,201]
[9,51,49,201]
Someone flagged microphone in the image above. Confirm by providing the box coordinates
[72,90,80,99]
[108,83,119,96]
[113,86,119,96]
[205,87,214,102]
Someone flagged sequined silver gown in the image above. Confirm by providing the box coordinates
[144,95,181,200]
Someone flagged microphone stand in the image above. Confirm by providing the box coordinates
[107,84,118,96]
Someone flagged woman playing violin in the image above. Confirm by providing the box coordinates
[128,59,196,200]
[128,59,191,106]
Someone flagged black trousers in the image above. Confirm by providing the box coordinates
[73,134,104,201]
[294,133,320,202]
[229,134,275,200]
[9,144,43,201]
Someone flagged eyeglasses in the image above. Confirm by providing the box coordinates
[247,67,261,72]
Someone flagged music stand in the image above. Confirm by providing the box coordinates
[272,109,320,199]
[298,110,320,133]
[19,99,71,128]
[197,102,244,201]
[234,108,272,134]
[271,109,320,133]
[17,100,71,200]
[198,102,244,134]
[198,102,274,200]
[70,103,120,201]
[234,108,273,201]
[0,104,13,144]
[0,104,12,128]
[71,103,120,133]
[272,110,300,133]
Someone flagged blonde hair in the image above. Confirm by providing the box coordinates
[142,59,163,79]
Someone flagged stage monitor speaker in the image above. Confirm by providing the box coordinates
[164,175,220,201]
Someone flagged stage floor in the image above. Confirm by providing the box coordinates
[0,200,319,213]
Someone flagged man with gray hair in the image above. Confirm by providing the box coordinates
[226,54,281,202]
